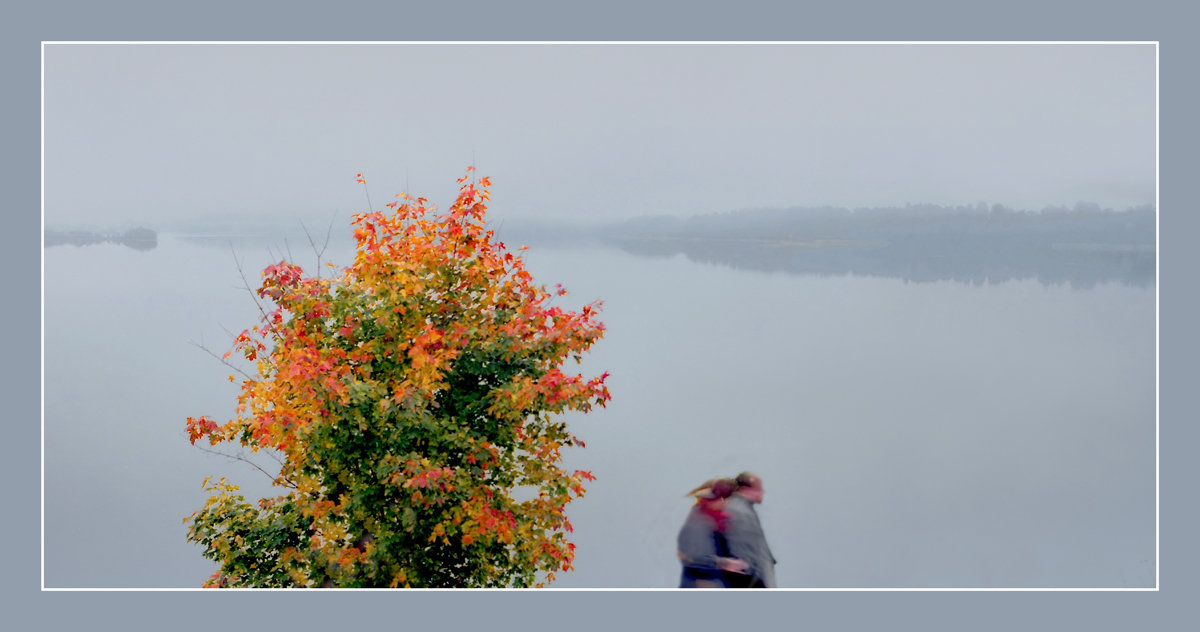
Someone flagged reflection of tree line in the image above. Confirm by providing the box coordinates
[614,234,1153,289]
[521,204,1156,289]
[44,227,158,251]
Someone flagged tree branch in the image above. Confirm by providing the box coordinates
[230,245,274,327]
[300,214,336,280]
[188,338,255,381]
[283,237,296,267]
[194,444,297,489]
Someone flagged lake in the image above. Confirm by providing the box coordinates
[42,228,1156,588]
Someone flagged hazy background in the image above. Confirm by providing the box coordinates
[42,43,1156,589]
[44,43,1154,227]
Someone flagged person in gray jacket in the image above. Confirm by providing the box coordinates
[723,471,777,588]
[676,478,749,587]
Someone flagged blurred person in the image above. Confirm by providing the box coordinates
[676,477,749,588]
[724,471,777,588]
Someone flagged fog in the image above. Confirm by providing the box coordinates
[43,43,1154,228]
[42,43,1156,589]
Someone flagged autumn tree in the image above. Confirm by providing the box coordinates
[185,169,610,587]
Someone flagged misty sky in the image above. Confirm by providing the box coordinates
[43,43,1155,226]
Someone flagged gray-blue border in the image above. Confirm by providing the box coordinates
[6,0,1191,630]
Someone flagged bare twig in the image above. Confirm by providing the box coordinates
[358,173,374,211]
[299,209,339,280]
[230,245,272,326]
[261,449,285,469]
[194,444,297,489]
[188,339,255,381]
[300,220,315,270]
[300,222,323,279]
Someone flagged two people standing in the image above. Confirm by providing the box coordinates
[676,471,777,588]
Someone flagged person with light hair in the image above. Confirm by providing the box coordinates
[676,477,749,588]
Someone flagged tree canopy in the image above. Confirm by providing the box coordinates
[185,169,610,587]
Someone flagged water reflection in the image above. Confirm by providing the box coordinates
[610,236,1155,289]
[42,205,1159,588]
[533,206,1157,289]
[42,230,1155,588]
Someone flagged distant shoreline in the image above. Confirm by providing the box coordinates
[44,227,158,251]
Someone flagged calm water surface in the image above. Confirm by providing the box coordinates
[43,233,1155,588]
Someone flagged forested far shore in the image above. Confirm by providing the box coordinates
[44,227,158,251]
[505,203,1157,288]
[43,203,1157,287]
